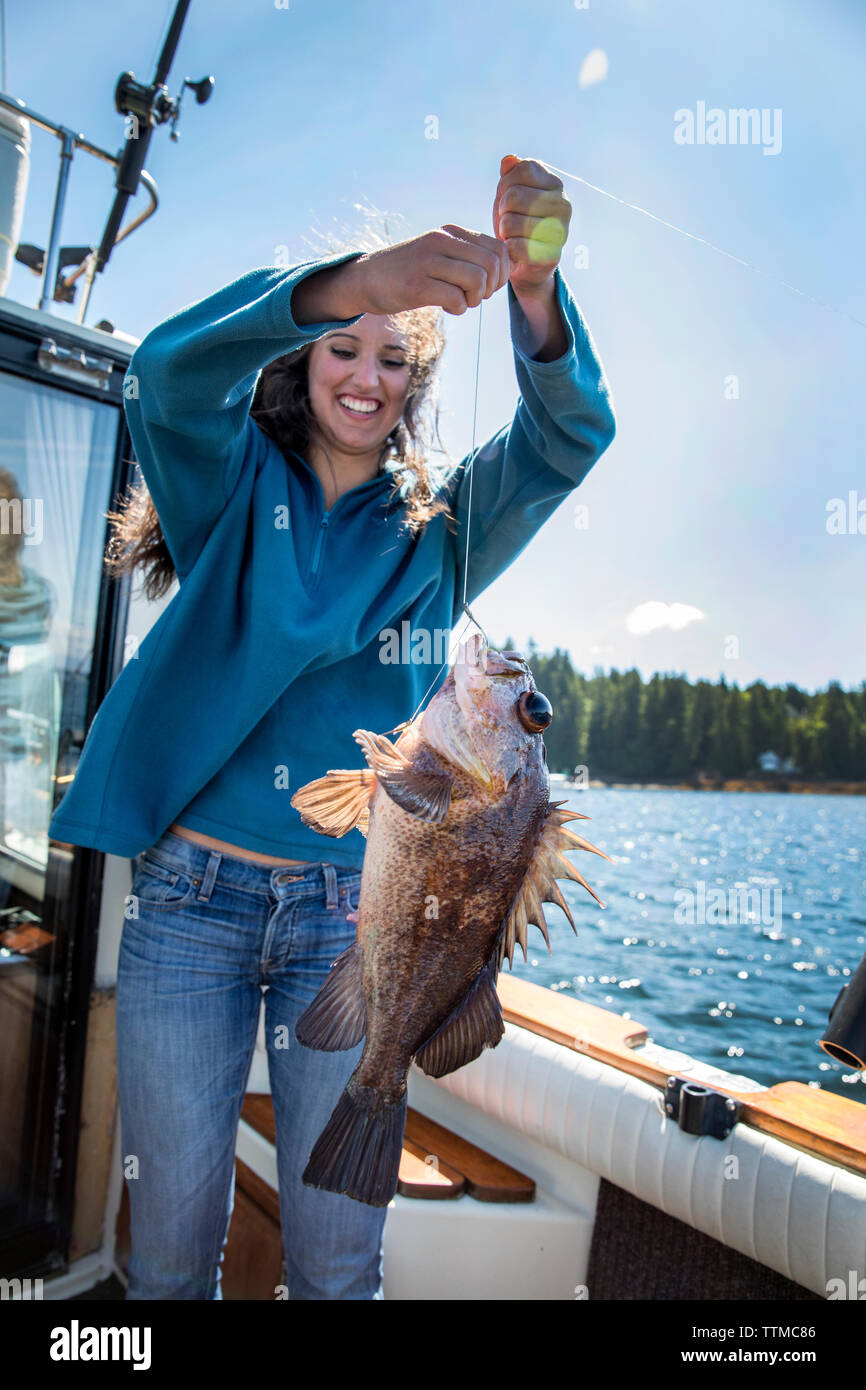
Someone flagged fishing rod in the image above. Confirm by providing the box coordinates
[6,0,212,321]
[81,0,213,317]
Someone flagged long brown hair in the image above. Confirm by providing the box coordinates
[105,212,454,600]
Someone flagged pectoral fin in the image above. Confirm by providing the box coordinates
[296,942,366,1050]
[353,729,453,822]
[499,801,613,968]
[291,768,377,838]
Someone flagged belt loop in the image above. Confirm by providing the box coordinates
[197,849,222,901]
[323,863,338,909]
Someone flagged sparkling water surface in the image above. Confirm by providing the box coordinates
[507,788,866,1103]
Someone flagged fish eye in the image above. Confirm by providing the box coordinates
[517,690,553,733]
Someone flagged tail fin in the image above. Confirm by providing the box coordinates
[302,1080,407,1208]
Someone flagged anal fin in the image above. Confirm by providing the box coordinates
[413,950,504,1078]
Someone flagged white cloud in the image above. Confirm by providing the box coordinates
[626,601,706,635]
[579,49,609,88]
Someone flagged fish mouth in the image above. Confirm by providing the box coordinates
[452,634,527,680]
[483,650,528,679]
[427,640,535,787]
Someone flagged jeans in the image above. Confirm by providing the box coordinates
[116,828,385,1300]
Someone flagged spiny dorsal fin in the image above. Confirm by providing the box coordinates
[549,850,606,908]
[542,879,575,929]
[353,728,454,823]
[291,768,376,838]
[555,824,613,861]
[550,798,591,821]
[499,801,608,968]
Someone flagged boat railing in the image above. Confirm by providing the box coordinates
[0,89,158,320]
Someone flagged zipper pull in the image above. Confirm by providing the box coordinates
[308,514,330,583]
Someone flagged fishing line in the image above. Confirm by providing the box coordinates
[544,161,866,333]
[382,298,488,736]
[381,602,478,737]
[461,296,486,613]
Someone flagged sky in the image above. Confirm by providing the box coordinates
[3,0,864,693]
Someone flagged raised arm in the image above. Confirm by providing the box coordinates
[123,225,515,581]
[447,267,616,622]
[123,248,366,580]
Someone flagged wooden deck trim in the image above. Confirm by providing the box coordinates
[404,1108,535,1203]
[241,1092,276,1146]
[235,1156,281,1225]
[240,1092,533,1202]
[497,974,866,1177]
[398,1140,466,1199]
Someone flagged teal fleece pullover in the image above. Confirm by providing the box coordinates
[48,248,615,867]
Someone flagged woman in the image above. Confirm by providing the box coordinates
[48,155,616,1300]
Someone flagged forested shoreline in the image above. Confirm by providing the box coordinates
[501,640,866,782]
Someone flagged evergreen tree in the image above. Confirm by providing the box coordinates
[685,681,715,769]
[746,681,772,768]
[724,685,750,776]
[817,682,854,778]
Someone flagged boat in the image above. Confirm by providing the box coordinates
[1,4,864,1308]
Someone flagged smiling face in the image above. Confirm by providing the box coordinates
[306,315,413,458]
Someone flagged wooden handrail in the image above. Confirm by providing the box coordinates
[497,975,866,1177]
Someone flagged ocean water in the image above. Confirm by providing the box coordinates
[507,788,866,1103]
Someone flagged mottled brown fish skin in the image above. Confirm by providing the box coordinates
[353,724,549,1099]
[291,638,608,1206]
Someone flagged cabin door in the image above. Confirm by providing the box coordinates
[0,309,133,1281]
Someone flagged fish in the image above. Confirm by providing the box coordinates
[289,632,611,1207]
